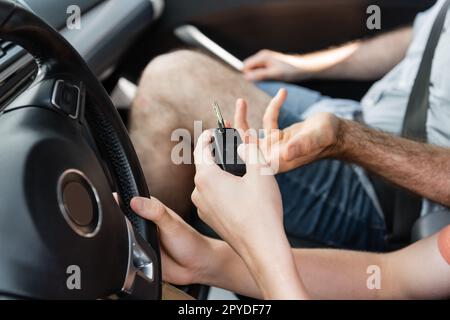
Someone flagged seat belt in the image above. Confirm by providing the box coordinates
[391,0,450,242]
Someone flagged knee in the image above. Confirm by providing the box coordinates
[135,50,208,107]
[133,50,209,125]
[140,49,212,85]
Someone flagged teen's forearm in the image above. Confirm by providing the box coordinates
[302,27,412,81]
[239,233,309,300]
[205,234,450,300]
[204,239,378,300]
[336,119,450,207]
[205,237,308,299]
[204,240,390,299]
[292,249,388,299]
[203,239,262,298]
[292,242,449,300]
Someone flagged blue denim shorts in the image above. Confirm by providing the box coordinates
[258,81,386,251]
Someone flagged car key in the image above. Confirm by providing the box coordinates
[210,102,246,177]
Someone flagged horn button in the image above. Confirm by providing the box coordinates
[58,169,102,237]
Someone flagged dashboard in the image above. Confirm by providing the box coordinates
[24,0,105,29]
[25,0,163,76]
[0,0,164,106]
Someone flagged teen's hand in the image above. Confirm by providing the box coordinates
[130,196,218,285]
[192,131,284,253]
[191,131,308,299]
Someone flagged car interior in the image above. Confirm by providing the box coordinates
[0,0,448,300]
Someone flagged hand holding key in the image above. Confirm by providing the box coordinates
[192,130,306,299]
[192,129,283,247]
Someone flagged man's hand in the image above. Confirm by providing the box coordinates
[130,196,217,286]
[235,89,341,173]
[243,28,412,82]
[243,50,312,82]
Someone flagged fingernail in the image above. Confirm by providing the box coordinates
[132,197,145,212]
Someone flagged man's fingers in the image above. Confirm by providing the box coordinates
[263,88,287,132]
[234,98,250,132]
[244,69,274,82]
[238,141,273,176]
[243,50,268,71]
[242,129,259,145]
[282,130,309,161]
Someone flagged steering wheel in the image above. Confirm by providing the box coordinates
[0,0,161,299]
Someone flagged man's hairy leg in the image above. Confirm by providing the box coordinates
[130,50,270,218]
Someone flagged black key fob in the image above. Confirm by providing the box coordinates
[211,128,246,177]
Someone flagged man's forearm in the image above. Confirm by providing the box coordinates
[303,27,412,81]
[336,119,450,207]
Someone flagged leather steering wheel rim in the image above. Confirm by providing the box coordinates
[0,0,161,299]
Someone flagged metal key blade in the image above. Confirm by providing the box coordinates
[213,101,226,131]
